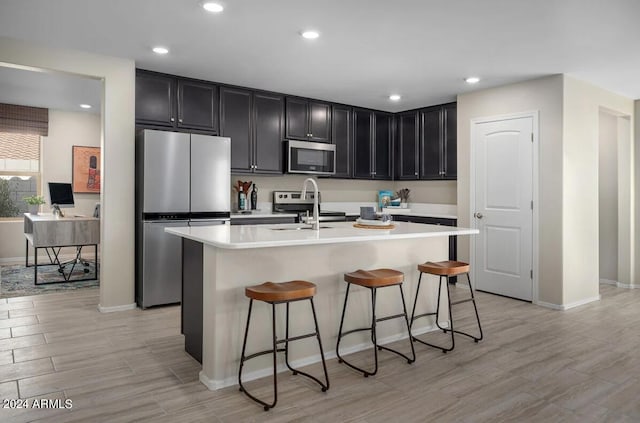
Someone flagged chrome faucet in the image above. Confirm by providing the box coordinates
[301,178,320,230]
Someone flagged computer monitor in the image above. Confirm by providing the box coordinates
[48,182,75,208]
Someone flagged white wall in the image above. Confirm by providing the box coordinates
[0,37,136,310]
[562,76,634,304]
[0,110,101,261]
[43,110,101,216]
[457,75,564,305]
[598,111,618,282]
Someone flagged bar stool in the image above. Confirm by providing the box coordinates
[336,269,415,377]
[410,261,483,353]
[238,280,329,411]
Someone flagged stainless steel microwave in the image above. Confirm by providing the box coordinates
[286,140,336,175]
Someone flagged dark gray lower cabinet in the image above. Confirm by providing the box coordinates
[182,238,203,363]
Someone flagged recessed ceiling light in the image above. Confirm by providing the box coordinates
[465,77,480,84]
[202,2,224,13]
[301,30,320,39]
[152,46,169,55]
[80,104,92,109]
[389,94,401,101]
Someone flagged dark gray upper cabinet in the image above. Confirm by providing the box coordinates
[353,109,393,180]
[135,71,175,126]
[420,103,456,180]
[374,112,392,179]
[177,80,218,132]
[309,102,331,142]
[353,109,373,178]
[397,111,420,180]
[420,107,442,179]
[331,105,352,178]
[221,87,283,174]
[443,103,457,179]
[253,93,284,174]
[220,87,252,172]
[285,97,331,143]
[136,70,218,134]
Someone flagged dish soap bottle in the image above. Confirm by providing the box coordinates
[251,185,258,210]
[238,186,246,211]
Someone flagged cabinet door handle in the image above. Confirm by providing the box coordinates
[170,117,175,122]
[415,172,418,176]
[178,119,183,123]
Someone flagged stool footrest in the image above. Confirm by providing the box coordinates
[450,298,474,306]
[443,328,481,341]
[411,311,437,321]
[275,332,318,344]
[376,312,407,323]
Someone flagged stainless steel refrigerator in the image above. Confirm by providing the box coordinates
[135,129,230,308]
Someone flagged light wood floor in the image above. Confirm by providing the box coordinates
[0,284,639,422]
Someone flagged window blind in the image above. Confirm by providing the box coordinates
[0,103,48,136]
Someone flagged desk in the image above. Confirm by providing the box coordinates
[24,213,100,285]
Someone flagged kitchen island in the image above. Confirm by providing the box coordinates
[166,221,478,391]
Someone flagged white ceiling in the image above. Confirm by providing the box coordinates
[0,66,102,114]
[0,0,639,112]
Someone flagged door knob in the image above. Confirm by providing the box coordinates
[474,212,483,219]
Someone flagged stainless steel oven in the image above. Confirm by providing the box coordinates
[286,140,336,175]
[273,191,346,222]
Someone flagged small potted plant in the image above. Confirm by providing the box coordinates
[24,195,45,215]
[396,188,411,208]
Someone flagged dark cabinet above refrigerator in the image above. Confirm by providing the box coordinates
[135,69,219,134]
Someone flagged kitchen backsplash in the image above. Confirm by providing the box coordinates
[231,174,457,205]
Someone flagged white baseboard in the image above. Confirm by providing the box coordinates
[97,303,137,313]
[535,295,601,311]
[615,282,639,289]
[200,324,442,391]
[600,279,639,289]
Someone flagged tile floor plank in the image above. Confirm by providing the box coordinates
[0,284,637,422]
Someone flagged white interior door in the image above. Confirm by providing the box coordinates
[473,116,533,301]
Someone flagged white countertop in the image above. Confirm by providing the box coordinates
[165,221,477,250]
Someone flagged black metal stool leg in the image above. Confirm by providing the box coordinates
[237,299,278,411]
[468,273,484,342]
[398,284,416,364]
[370,287,378,377]
[337,283,415,376]
[309,298,330,391]
[443,273,484,343]
[412,275,455,353]
[281,300,330,391]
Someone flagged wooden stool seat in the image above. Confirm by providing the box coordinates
[245,281,316,302]
[344,268,404,287]
[418,260,470,276]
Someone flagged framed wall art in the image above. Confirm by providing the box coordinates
[72,145,101,194]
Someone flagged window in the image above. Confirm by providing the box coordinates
[0,132,41,218]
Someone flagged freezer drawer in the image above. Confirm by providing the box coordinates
[140,221,187,308]
[189,219,229,227]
